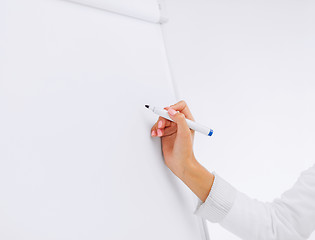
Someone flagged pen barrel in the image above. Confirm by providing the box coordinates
[153,107,173,122]
[185,119,212,136]
[152,107,213,136]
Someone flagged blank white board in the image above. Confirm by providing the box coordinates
[0,0,205,239]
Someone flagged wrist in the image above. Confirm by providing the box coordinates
[181,157,199,181]
[182,159,214,202]
[178,155,198,182]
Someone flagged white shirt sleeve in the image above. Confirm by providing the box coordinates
[194,165,315,240]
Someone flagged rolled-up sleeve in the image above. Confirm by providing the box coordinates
[194,173,237,222]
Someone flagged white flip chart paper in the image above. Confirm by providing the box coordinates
[0,0,204,239]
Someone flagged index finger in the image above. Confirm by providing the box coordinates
[169,100,194,121]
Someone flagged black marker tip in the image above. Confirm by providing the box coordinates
[145,105,149,109]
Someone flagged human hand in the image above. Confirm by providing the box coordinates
[150,100,197,181]
[150,100,214,202]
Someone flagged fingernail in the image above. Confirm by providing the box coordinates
[157,129,162,137]
[151,130,156,137]
[158,121,163,128]
[168,108,177,116]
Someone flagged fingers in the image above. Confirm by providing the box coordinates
[157,116,171,129]
[169,100,194,121]
[157,128,164,137]
[151,125,157,137]
[167,108,190,136]
[156,123,177,137]
[151,116,172,137]
[163,123,177,136]
[150,100,193,137]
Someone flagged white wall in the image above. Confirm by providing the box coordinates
[163,0,315,239]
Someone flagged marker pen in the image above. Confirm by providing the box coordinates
[145,105,213,136]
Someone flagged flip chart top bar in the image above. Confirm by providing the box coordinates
[65,0,168,23]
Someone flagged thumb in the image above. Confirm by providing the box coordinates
[167,108,190,136]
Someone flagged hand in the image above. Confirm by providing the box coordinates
[150,100,214,202]
[151,100,197,180]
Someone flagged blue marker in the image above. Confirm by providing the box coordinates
[145,105,213,137]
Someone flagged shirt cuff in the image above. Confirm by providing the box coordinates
[194,172,237,223]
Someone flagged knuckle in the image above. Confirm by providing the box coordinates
[179,100,186,106]
[177,113,185,120]
[152,122,158,129]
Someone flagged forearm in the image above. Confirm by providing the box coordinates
[180,160,214,202]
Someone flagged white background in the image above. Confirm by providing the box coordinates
[164,0,315,239]
[0,1,204,239]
